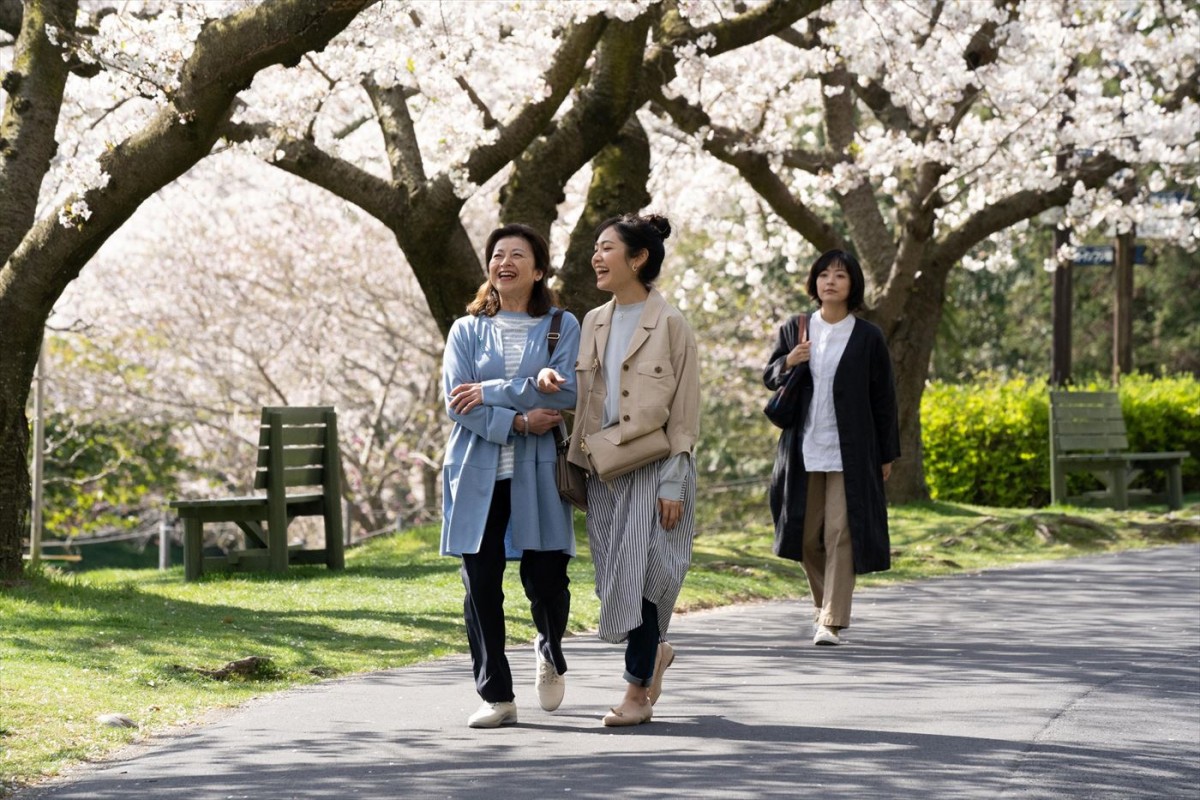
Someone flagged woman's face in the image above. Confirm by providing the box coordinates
[815,262,851,306]
[592,226,643,295]
[488,236,543,303]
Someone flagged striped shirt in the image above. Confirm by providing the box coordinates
[492,311,539,479]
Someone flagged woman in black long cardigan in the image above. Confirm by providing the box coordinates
[763,250,900,646]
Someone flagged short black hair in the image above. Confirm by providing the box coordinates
[806,249,866,311]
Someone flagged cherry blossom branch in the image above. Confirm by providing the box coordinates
[651,86,842,251]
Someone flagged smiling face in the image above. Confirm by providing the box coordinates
[488,235,543,309]
[592,226,646,300]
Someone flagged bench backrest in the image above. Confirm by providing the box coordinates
[1049,391,1130,455]
[254,406,340,493]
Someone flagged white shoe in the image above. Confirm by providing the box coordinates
[813,625,841,646]
[535,648,565,712]
[467,701,518,728]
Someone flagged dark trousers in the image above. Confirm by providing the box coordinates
[461,480,572,703]
[624,598,659,687]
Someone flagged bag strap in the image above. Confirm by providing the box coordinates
[548,309,563,356]
[547,310,571,446]
[792,313,808,348]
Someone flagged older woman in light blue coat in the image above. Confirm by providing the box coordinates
[441,222,580,730]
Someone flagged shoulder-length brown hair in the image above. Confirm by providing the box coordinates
[466,223,558,317]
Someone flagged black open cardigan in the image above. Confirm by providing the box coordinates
[763,313,901,574]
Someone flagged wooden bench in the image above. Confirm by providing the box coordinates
[1049,391,1189,510]
[171,406,345,580]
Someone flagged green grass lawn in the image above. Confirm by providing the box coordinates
[2,490,1196,794]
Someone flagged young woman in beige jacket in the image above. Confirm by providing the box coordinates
[567,213,700,727]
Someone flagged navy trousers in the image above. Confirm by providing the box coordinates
[461,480,572,703]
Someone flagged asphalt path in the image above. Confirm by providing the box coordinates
[22,544,1200,799]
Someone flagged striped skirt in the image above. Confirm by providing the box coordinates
[586,457,697,644]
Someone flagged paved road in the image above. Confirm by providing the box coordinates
[22,544,1200,799]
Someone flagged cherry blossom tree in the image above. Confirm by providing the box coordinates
[649,0,1199,500]
[24,1,820,565]
[223,0,823,333]
[0,0,374,580]
[10,0,1196,579]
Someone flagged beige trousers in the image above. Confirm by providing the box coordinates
[802,472,855,629]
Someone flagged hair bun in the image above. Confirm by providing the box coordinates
[644,214,672,241]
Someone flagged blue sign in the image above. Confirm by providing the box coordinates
[1072,245,1148,266]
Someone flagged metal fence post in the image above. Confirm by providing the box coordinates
[159,518,170,570]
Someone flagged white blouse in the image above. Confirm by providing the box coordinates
[801,311,856,472]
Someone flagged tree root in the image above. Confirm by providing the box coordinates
[170,656,275,680]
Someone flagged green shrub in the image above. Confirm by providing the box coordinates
[922,376,1050,507]
[922,374,1199,508]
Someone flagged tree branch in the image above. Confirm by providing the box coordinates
[463,13,607,184]
[934,152,1125,268]
[499,13,651,233]
[652,87,841,251]
[362,76,425,189]
[1,0,375,329]
[227,121,403,227]
[643,0,828,90]
[821,67,896,278]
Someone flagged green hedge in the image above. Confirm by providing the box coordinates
[922,374,1200,508]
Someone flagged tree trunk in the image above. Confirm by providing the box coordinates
[879,262,950,504]
[559,116,652,318]
[0,321,40,580]
[394,202,484,338]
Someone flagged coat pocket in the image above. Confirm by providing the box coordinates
[636,359,675,408]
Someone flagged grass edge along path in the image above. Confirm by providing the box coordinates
[2,495,1197,795]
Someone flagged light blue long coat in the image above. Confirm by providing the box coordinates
[440,309,581,558]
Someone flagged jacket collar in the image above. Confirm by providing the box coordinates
[591,288,667,365]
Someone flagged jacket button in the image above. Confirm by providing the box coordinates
[622,390,629,397]
[623,415,630,422]
[622,364,629,371]
[655,366,662,373]
[574,361,579,368]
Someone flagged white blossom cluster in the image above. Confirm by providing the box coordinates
[230,1,663,193]
[657,0,1197,293]
[25,2,251,218]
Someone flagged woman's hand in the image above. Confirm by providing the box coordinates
[784,333,811,369]
[882,462,893,482]
[448,382,484,414]
[525,408,564,436]
[537,368,566,392]
[658,498,682,531]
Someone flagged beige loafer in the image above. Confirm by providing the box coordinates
[602,701,653,727]
[648,641,675,705]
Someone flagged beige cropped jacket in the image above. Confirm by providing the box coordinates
[567,288,700,470]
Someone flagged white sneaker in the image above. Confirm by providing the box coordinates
[535,648,565,712]
[467,701,518,728]
[813,625,841,646]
